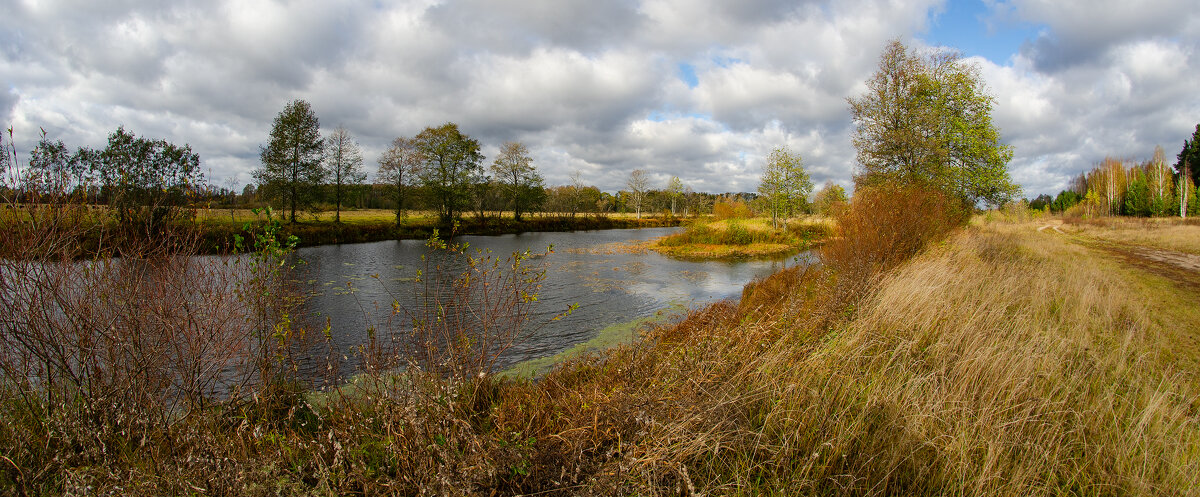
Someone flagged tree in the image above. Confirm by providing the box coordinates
[1086,157,1127,215]
[848,40,1018,206]
[626,169,649,219]
[256,99,325,223]
[324,125,366,223]
[490,141,545,222]
[567,170,587,218]
[1052,189,1081,213]
[1181,168,1194,219]
[1176,124,1200,187]
[1028,193,1053,212]
[28,130,89,199]
[812,181,848,216]
[414,123,484,224]
[377,136,423,225]
[1145,146,1173,216]
[757,147,812,228]
[667,176,684,216]
[1124,170,1150,217]
[81,126,203,233]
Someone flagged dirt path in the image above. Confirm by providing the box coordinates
[1129,246,1200,273]
[1037,221,1200,291]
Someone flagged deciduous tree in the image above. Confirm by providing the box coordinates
[848,40,1018,206]
[667,176,684,216]
[490,141,545,222]
[325,125,365,223]
[626,169,649,219]
[812,181,848,216]
[256,99,325,223]
[414,123,484,224]
[377,136,423,224]
[82,126,203,234]
[757,147,812,228]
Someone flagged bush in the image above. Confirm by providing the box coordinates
[713,199,752,220]
[822,183,968,303]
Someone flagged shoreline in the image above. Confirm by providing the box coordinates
[197,214,685,254]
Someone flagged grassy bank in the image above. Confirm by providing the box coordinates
[653,216,833,259]
[3,206,684,257]
[4,186,1199,494]
[198,209,683,253]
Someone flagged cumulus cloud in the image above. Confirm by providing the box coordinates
[2,0,1198,196]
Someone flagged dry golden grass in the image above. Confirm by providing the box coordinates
[653,216,831,260]
[600,218,1200,494]
[801,222,1200,492]
[8,186,1200,494]
[1060,216,1200,255]
[195,207,440,224]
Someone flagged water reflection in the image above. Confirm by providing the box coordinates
[291,227,813,380]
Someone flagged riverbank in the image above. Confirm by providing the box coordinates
[8,206,685,257]
[652,216,833,260]
[6,188,1199,494]
[200,209,683,253]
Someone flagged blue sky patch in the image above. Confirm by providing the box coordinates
[677,63,699,88]
[922,0,1043,64]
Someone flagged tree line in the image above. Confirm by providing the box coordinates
[250,99,827,225]
[9,126,203,235]
[1027,126,1200,218]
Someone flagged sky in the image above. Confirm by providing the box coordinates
[2,0,1198,197]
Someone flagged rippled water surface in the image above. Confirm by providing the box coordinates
[291,227,813,379]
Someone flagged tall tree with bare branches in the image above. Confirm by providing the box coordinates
[325,125,365,223]
[378,136,423,225]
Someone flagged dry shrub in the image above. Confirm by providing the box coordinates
[822,183,968,304]
[712,198,753,220]
[355,232,572,381]
[0,133,309,493]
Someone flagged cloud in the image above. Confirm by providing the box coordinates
[1,0,1197,198]
[998,0,1190,71]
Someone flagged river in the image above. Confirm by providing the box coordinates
[291,227,814,382]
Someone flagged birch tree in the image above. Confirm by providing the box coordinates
[378,136,423,224]
[757,147,812,229]
[627,169,649,219]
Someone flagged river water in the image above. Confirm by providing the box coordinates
[291,227,813,381]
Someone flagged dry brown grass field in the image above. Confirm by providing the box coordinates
[3,187,1199,494]
[1058,216,1200,256]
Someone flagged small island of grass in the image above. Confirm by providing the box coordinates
[653,216,834,260]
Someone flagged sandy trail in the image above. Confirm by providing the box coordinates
[1037,221,1200,292]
